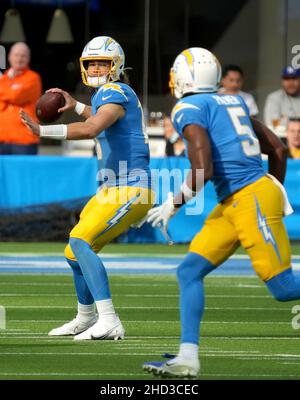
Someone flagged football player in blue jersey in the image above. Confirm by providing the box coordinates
[143,48,299,378]
[21,36,154,340]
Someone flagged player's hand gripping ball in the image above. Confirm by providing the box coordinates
[36,92,65,123]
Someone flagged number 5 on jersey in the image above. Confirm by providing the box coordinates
[227,106,260,156]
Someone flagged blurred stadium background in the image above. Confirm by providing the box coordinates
[0,0,300,243]
[1,0,300,381]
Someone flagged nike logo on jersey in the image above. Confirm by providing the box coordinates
[176,113,184,124]
[171,102,200,122]
[102,95,112,101]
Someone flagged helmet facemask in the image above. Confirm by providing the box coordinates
[169,68,175,96]
[80,36,125,88]
[80,57,114,88]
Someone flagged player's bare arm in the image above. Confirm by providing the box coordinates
[46,88,92,119]
[20,103,124,139]
[173,124,213,208]
[250,117,288,184]
[67,104,124,139]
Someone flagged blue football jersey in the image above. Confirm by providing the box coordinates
[171,93,265,201]
[92,82,151,188]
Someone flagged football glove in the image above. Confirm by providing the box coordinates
[147,192,178,229]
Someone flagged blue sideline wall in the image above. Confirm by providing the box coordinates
[0,156,299,241]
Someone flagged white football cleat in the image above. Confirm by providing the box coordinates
[74,315,125,341]
[143,355,200,378]
[48,316,97,336]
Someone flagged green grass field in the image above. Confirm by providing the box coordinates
[1,241,299,255]
[0,242,300,380]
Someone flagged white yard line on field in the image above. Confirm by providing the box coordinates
[5,320,294,325]
[201,372,300,377]
[0,252,299,259]
[0,372,147,376]
[1,335,300,341]
[0,282,267,289]
[0,293,272,298]
[3,306,293,311]
[0,371,299,378]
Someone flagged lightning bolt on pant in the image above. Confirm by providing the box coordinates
[64,186,154,302]
[189,176,291,282]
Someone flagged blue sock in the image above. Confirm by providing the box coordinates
[66,258,94,305]
[177,252,215,345]
[265,268,300,301]
[69,238,111,301]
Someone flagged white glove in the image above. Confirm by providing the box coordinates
[147,192,178,228]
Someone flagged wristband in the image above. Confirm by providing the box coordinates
[180,180,197,202]
[75,101,85,115]
[39,124,67,140]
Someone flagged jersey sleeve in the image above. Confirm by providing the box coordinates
[171,101,207,137]
[94,83,129,111]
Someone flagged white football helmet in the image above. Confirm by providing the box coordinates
[169,48,222,98]
[80,36,125,87]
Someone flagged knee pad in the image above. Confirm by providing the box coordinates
[177,252,215,285]
[265,268,300,302]
[69,237,90,257]
[66,257,82,274]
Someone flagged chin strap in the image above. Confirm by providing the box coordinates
[87,76,108,86]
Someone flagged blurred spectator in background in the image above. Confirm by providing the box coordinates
[163,116,185,157]
[286,118,300,159]
[264,66,300,131]
[0,42,42,155]
[219,64,258,117]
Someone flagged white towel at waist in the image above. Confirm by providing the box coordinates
[266,173,294,216]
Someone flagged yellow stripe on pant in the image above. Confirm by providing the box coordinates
[189,176,291,281]
[65,186,155,261]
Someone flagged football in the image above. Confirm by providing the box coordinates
[35,92,65,123]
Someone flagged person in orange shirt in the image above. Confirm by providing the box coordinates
[0,42,42,154]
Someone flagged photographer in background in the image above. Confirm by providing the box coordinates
[219,64,258,117]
